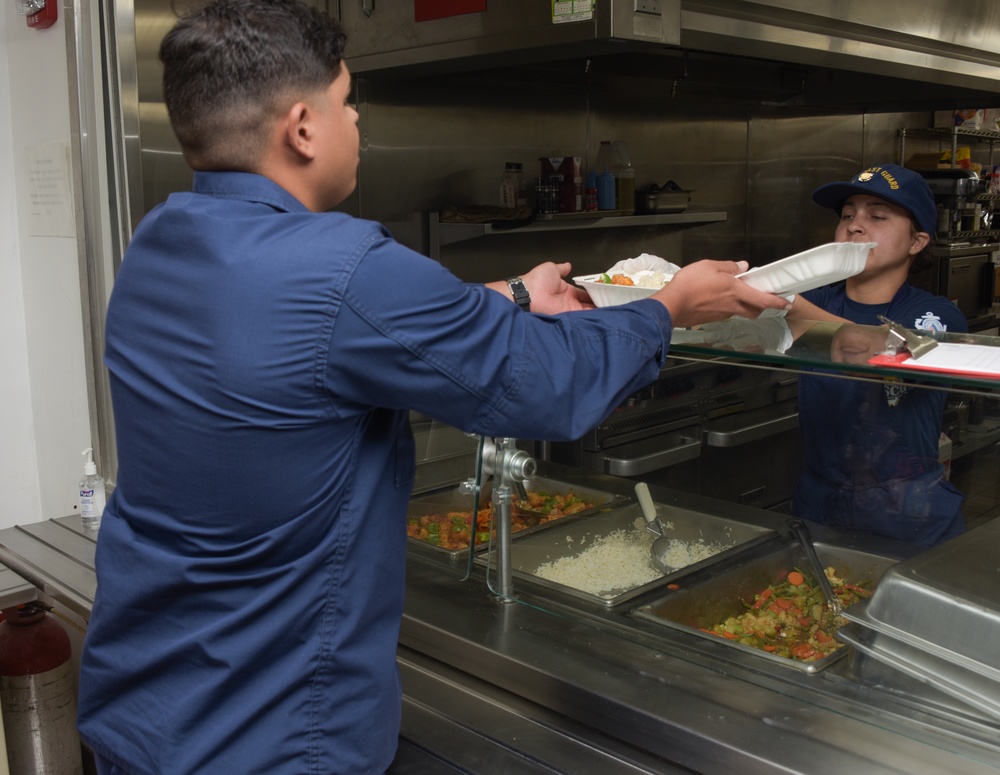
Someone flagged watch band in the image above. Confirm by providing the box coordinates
[506,277,531,311]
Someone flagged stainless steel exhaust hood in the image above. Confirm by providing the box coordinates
[342,0,1000,95]
[340,0,681,74]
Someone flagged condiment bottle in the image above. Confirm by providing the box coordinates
[613,141,635,215]
[499,162,524,208]
[594,141,617,210]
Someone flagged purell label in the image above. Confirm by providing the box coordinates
[80,489,97,517]
[80,487,106,518]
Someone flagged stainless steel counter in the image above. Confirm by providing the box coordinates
[4,503,1000,774]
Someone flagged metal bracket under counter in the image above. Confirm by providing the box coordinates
[0,516,95,620]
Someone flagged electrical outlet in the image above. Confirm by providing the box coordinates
[635,0,661,14]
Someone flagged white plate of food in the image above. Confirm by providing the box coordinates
[737,242,875,296]
[574,254,679,307]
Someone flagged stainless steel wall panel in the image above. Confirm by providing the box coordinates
[681,0,1000,91]
[342,0,682,76]
[746,111,863,267]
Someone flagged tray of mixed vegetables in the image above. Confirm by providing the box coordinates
[632,539,897,672]
[705,567,872,662]
[406,476,628,564]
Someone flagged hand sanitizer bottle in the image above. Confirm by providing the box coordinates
[79,448,106,532]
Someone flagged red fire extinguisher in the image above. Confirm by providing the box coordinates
[0,603,84,775]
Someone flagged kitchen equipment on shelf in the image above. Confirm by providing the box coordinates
[637,181,692,214]
[919,168,982,237]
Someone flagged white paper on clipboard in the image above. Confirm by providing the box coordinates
[868,343,1000,379]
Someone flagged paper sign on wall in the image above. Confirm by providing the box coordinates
[415,0,486,22]
[25,142,76,238]
[553,0,594,23]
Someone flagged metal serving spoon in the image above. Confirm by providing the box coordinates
[635,482,676,574]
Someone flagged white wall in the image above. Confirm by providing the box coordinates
[1,4,93,528]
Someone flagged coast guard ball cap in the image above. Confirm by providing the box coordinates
[812,163,938,234]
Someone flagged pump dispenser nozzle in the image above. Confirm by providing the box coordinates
[82,448,97,475]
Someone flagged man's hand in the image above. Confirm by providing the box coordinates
[653,259,790,328]
[521,262,594,313]
[487,262,594,313]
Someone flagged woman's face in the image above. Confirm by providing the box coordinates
[834,194,930,278]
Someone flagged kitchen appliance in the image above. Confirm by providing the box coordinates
[909,243,999,331]
[919,169,983,238]
[913,170,999,331]
[545,360,801,511]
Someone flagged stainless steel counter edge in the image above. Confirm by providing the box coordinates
[0,516,94,619]
[400,557,1000,774]
[4,514,999,773]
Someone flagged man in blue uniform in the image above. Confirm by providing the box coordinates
[788,164,968,546]
[76,1,788,773]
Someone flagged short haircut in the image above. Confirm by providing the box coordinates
[160,0,348,170]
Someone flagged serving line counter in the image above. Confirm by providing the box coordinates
[5,474,1000,775]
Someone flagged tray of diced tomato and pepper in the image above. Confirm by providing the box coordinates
[633,539,896,672]
[705,568,873,662]
[405,476,628,561]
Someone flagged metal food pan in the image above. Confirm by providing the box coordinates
[502,502,776,608]
[406,476,628,565]
[837,622,1000,722]
[853,518,1000,677]
[632,541,897,672]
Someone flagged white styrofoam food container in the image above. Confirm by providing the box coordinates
[737,242,875,296]
[574,253,679,307]
[572,275,659,307]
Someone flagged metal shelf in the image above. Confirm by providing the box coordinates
[899,126,1000,170]
[428,211,728,259]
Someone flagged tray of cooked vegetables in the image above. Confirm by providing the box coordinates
[406,476,627,564]
[632,539,897,672]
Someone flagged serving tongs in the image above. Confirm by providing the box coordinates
[877,315,939,360]
[786,518,842,617]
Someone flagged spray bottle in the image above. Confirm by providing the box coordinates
[79,448,106,532]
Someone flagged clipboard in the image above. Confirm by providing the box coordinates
[868,344,1000,380]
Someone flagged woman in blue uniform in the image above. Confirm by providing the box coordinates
[788,163,968,546]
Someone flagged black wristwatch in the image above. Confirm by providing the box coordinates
[506,277,531,311]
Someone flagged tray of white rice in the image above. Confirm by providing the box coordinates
[499,501,776,608]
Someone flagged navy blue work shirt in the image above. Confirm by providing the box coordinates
[794,281,968,545]
[78,171,674,774]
